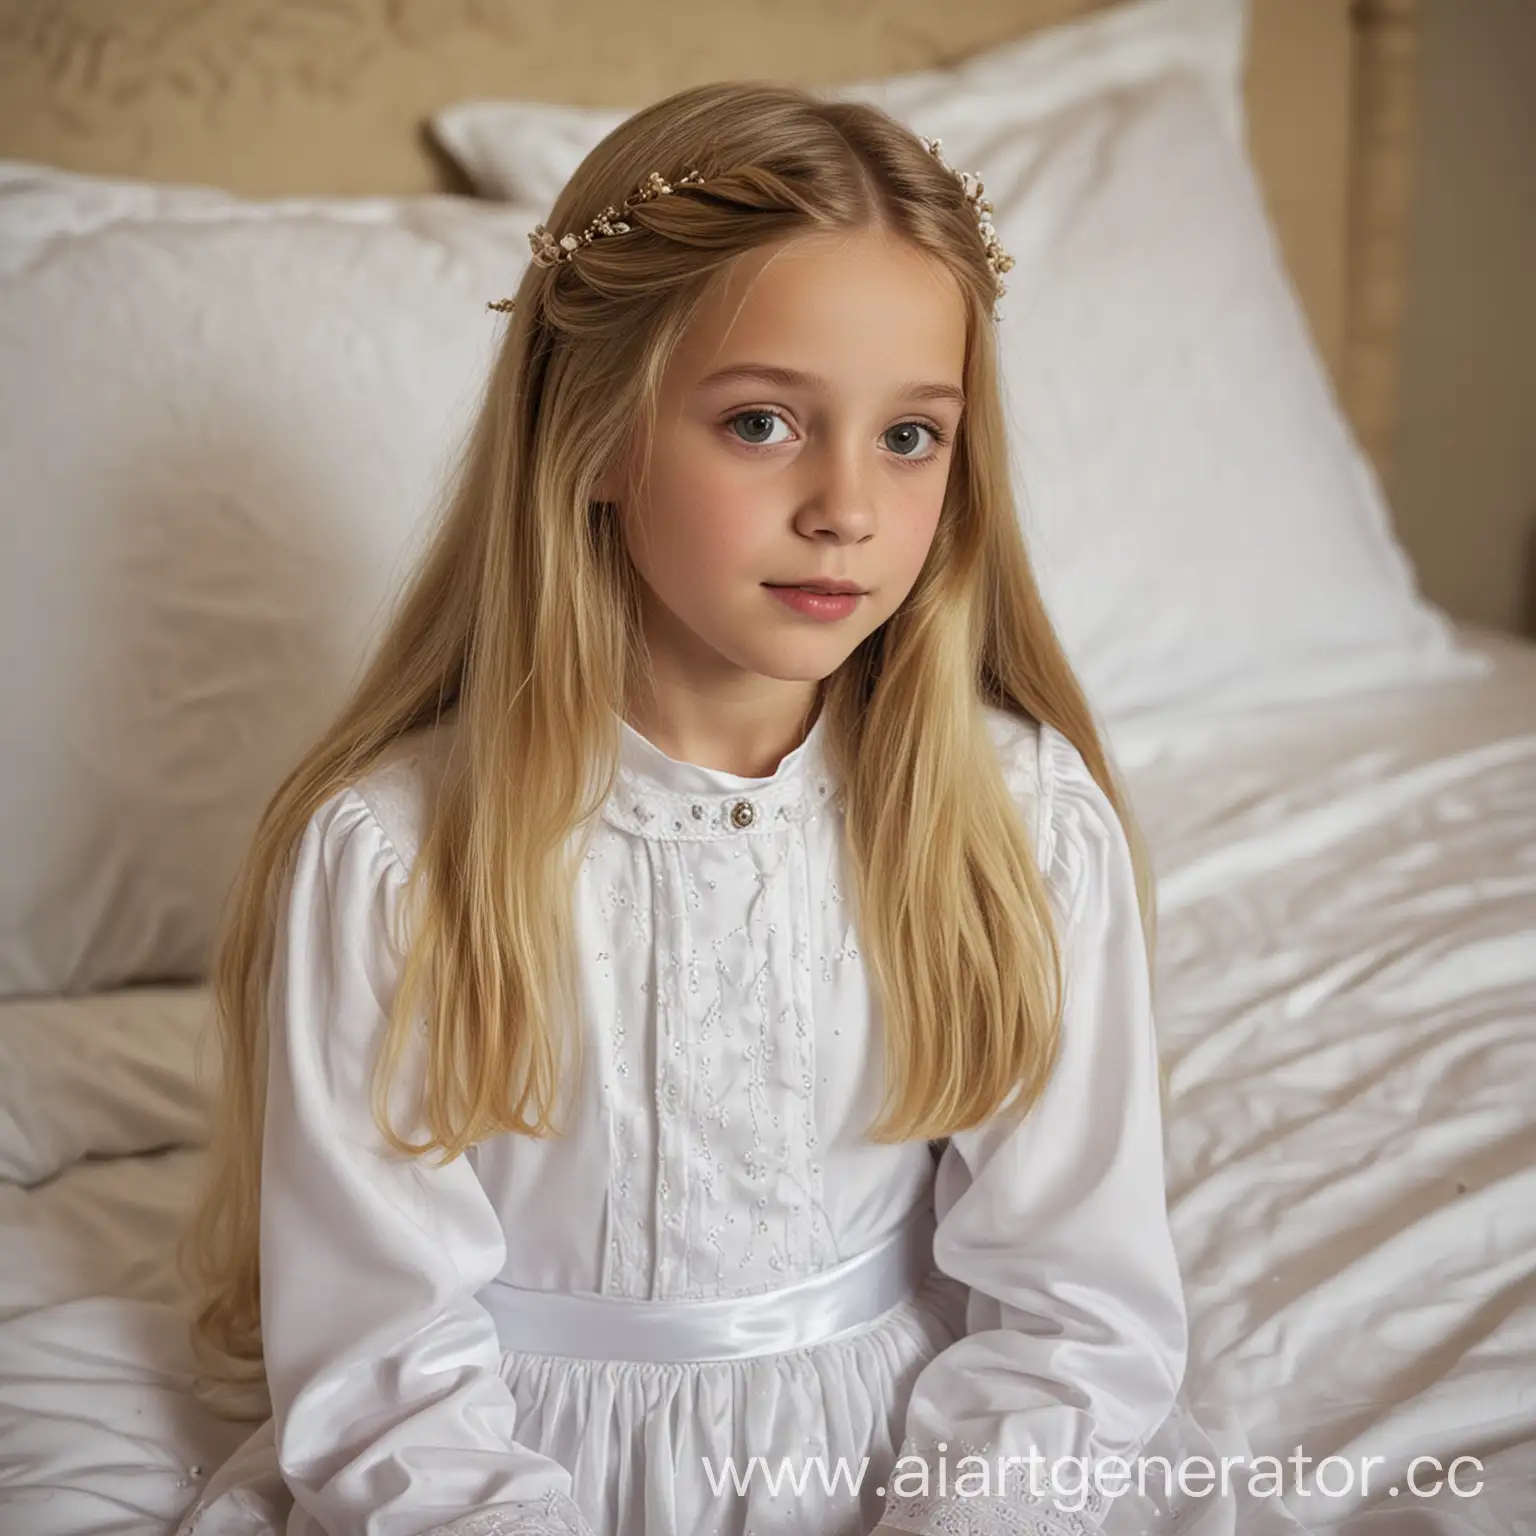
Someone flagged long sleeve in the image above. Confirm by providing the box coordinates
[260,786,595,1536]
[878,726,1188,1536]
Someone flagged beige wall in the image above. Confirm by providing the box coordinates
[1389,0,1536,640]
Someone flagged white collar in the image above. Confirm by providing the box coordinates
[604,709,837,841]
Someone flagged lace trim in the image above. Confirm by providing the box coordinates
[878,1439,1108,1536]
[425,1490,599,1536]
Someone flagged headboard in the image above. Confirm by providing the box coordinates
[0,0,1418,479]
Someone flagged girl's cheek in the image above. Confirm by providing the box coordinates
[696,498,767,553]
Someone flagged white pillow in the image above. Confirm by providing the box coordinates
[431,0,1487,734]
[0,987,213,1185]
[0,163,537,997]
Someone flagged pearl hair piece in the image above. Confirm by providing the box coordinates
[487,135,1014,316]
[919,135,1016,302]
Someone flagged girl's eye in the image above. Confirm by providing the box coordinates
[725,409,950,466]
[729,410,793,448]
[881,421,946,460]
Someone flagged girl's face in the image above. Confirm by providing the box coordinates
[605,228,968,708]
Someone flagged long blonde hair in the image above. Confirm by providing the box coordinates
[180,80,1160,1392]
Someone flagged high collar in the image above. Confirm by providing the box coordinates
[604,708,838,841]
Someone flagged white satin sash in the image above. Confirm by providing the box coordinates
[478,1207,936,1363]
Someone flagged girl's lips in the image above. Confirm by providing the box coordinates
[764,584,863,621]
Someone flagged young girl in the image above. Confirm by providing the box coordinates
[176,81,1313,1536]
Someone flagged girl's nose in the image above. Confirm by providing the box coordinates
[797,444,878,542]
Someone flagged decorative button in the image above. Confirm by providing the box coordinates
[729,798,756,829]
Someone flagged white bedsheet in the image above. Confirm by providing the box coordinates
[2,627,1532,1536]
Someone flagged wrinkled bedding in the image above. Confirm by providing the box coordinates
[2,627,1532,1535]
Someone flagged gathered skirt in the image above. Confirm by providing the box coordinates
[176,1269,1353,1536]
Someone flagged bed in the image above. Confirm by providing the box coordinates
[3,627,1532,1534]
[1,0,1532,1532]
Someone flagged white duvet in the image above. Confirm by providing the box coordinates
[2,627,1532,1536]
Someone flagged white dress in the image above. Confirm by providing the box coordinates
[175,705,1314,1536]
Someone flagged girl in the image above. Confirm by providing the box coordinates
[177,81,1310,1536]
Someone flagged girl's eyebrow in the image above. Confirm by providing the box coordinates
[697,362,965,409]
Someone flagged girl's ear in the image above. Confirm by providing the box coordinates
[593,431,639,509]
[591,461,621,507]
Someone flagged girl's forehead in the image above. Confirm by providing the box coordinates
[711,229,963,309]
[673,236,968,386]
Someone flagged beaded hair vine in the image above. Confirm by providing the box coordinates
[486,136,1015,316]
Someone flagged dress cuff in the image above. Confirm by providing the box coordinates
[877,1439,1109,1536]
[426,1489,598,1536]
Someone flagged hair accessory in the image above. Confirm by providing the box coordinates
[919,137,1015,302]
[486,138,1014,314]
[487,168,706,313]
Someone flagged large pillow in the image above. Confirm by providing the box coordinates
[432,0,1488,730]
[0,987,214,1185]
[0,164,536,997]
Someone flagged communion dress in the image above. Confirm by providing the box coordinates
[175,704,1315,1536]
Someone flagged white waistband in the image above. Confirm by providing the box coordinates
[478,1208,936,1364]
